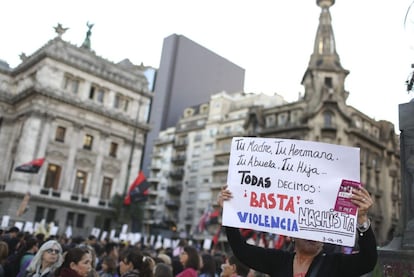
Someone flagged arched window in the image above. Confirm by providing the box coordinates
[323,111,334,127]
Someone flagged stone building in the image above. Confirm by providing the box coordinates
[147,0,400,246]
[146,91,287,238]
[0,26,152,237]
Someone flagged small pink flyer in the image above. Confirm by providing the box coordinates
[334,180,362,215]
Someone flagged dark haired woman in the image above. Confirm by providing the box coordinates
[176,246,200,277]
[119,248,153,277]
[54,247,92,277]
[198,253,218,277]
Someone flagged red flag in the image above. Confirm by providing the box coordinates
[14,158,45,174]
[212,225,222,246]
[274,234,286,249]
[208,208,220,225]
[124,171,150,205]
[197,209,210,233]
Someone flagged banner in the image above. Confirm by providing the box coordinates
[222,137,360,247]
[124,171,150,205]
[14,158,45,173]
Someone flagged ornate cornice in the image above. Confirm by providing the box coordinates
[1,85,150,132]
[10,38,152,98]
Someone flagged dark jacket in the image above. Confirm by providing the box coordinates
[121,269,140,277]
[58,268,82,277]
[226,226,378,277]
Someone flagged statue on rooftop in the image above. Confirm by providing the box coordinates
[54,23,69,38]
[81,21,94,50]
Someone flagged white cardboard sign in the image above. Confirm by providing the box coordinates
[222,137,360,247]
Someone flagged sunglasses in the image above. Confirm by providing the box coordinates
[46,249,60,254]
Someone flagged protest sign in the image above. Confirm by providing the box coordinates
[222,137,360,247]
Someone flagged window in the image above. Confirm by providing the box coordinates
[204,143,213,151]
[266,115,276,127]
[89,84,106,104]
[191,161,199,171]
[192,146,200,157]
[55,126,66,142]
[46,209,56,223]
[200,104,209,114]
[114,94,129,112]
[44,164,61,190]
[66,212,75,226]
[83,134,93,150]
[100,177,112,200]
[34,206,45,222]
[109,142,118,158]
[194,132,202,142]
[76,213,85,228]
[278,113,288,126]
[63,74,80,94]
[324,77,333,88]
[323,111,334,127]
[73,170,87,195]
[184,108,194,117]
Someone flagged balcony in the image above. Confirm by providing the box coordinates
[40,188,61,198]
[170,169,184,180]
[174,139,188,148]
[165,200,180,210]
[171,155,186,165]
[167,184,183,195]
[321,124,337,139]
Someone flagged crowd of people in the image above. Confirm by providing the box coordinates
[0,224,255,277]
[0,184,378,277]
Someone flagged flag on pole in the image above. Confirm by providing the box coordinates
[124,171,150,205]
[212,225,222,246]
[197,208,211,233]
[208,208,220,225]
[14,158,45,173]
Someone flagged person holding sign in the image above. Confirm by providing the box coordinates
[218,185,377,277]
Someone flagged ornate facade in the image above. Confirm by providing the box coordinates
[0,28,152,237]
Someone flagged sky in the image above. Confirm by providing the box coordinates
[1,0,414,131]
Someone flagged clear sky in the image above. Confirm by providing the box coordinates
[1,1,414,131]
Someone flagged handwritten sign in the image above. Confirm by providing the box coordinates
[222,137,360,247]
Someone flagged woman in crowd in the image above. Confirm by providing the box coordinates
[17,237,39,277]
[176,246,200,277]
[23,239,63,277]
[54,247,92,277]
[218,185,378,277]
[119,248,153,277]
[98,256,119,277]
[0,241,8,277]
[198,253,218,277]
[220,255,250,277]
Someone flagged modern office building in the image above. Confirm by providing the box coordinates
[142,34,245,177]
[146,0,400,246]
[0,26,152,237]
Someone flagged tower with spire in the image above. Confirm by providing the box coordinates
[301,0,349,114]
